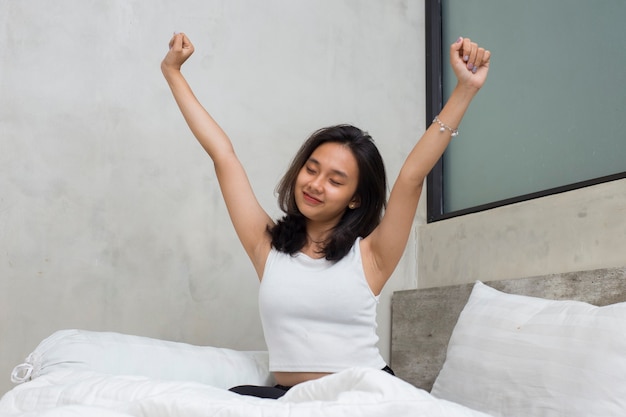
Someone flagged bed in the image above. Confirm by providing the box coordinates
[1,266,625,417]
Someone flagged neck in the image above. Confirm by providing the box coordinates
[306,233,326,244]
[304,226,331,258]
[305,224,333,245]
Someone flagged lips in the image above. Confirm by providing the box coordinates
[302,192,323,205]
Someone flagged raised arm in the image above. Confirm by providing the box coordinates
[161,33,273,277]
[362,37,491,294]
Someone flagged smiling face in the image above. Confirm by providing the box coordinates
[294,142,360,227]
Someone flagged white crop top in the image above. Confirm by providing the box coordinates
[258,238,386,372]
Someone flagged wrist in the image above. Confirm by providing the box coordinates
[161,61,182,77]
[452,82,479,99]
[444,83,478,112]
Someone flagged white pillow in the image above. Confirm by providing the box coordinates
[431,281,626,417]
[11,329,273,389]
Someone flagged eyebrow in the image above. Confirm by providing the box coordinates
[307,157,349,178]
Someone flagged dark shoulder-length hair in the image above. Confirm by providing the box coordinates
[268,124,387,261]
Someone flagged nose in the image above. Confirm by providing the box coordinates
[308,175,324,193]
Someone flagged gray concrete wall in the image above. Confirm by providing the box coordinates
[418,179,626,288]
[0,1,424,395]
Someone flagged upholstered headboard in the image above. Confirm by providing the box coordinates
[390,266,626,391]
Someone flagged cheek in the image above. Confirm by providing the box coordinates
[294,170,307,188]
[328,187,355,205]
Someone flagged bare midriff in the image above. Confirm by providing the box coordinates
[273,371,331,387]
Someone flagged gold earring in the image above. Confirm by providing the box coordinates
[349,202,356,209]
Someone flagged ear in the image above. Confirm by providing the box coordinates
[348,195,361,210]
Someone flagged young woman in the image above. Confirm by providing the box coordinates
[161,32,490,399]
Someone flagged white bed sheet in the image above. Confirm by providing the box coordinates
[0,367,493,417]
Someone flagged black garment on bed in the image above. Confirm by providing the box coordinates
[229,383,292,399]
[229,366,395,399]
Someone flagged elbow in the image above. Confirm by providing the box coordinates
[399,166,427,193]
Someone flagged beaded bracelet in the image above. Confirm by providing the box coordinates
[433,116,459,137]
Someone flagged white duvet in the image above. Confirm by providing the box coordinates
[0,367,492,417]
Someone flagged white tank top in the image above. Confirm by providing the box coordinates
[258,238,386,372]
